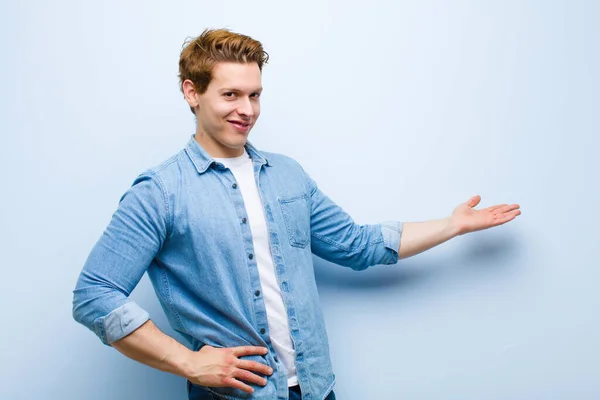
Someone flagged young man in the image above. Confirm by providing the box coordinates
[72,29,521,400]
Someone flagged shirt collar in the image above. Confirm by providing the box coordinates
[184,135,272,174]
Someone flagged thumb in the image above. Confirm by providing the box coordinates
[466,195,481,208]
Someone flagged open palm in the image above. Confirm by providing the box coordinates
[451,195,521,235]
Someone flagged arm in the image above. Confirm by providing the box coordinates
[72,174,167,345]
[399,218,457,259]
[73,174,271,393]
[111,320,273,394]
[112,320,196,376]
[302,168,402,270]
[302,161,520,267]
[398,195,521,259]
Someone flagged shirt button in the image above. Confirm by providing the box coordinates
[297,352,303,358]
[248,253,254,260]
[255,290,261,296]
[242,217,247,223]
[232,183,238,189]
[260,328,266,334]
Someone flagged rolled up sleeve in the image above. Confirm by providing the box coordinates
[379,221,403,264]
[72,173,170,345]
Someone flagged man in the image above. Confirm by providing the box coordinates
[72,28,521,400]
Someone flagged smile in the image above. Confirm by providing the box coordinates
[228,120,251,133]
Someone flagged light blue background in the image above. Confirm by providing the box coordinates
[1,1,598,399]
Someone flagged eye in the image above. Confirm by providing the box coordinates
[223,92,236,98]
[251,93,261,98]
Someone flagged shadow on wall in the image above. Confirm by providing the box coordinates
[313,228,524,292]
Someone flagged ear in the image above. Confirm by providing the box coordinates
[182,79,200,111]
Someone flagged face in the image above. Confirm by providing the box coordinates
[185,62,262,158]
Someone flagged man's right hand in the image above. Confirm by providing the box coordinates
[110,321,273,395]
[185,345,274,394]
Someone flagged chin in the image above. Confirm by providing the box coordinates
[222,139,247,150]
[227,134,250,146]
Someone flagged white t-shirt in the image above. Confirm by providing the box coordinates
[214,150,298,387]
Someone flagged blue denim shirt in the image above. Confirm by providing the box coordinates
[72,136,403,400]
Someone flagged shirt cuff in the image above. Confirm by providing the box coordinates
[380,221,403,263]
[93,302,150,345]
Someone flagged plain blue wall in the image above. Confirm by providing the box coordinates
[2,1,599,399]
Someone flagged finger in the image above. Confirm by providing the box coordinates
[494,204,520,214]
[231,346,269,357]
[236,359,273,375]
[233,368,268,386]
[222,376,255,394]
[493,210,521,224]
[467,195,481,207]
[484,204,507,212]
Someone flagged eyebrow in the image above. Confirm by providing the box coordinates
[220,87,263,93]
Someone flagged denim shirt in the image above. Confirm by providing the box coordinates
[72,136,403,400]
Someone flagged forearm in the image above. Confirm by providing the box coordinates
[398,217,459,259]
[111,319,194,379]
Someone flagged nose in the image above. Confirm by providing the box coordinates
[236,97,254,118]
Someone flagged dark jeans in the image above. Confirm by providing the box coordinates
[187,381,336,400]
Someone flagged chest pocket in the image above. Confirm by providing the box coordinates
[279,193,311,248]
